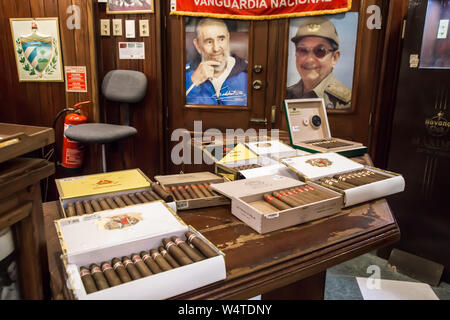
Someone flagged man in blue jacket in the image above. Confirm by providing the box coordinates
[186,18,248,106]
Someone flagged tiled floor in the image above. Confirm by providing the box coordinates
[325,251,450,300]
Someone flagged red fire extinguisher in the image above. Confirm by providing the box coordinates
[58,101,91,169]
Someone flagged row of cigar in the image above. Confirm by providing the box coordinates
[308,139,352,149]
[164,183,218,201]
[233,164,262,171]
[65,183,174,217]
[79,231,218,294]
[262,185,333,211]
[317,169,390,190]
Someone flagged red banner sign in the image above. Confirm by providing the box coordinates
[170,0,351,20]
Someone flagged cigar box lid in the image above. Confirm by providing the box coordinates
[154,172,223,186]
[203,142,259,164]
[210,174,302,199]
[245,140,297,158]
[55,201,185,256]
[283,98,331,145]
[281,152,364,180]
[55,168,151,199]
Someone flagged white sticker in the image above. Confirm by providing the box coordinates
[292,125,300,132]
[437,19,449,39]
[177,201,189,209]
[265,213,279,219]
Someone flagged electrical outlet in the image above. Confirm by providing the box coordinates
[139,20,149,37]
[113,19,122,36]
[100,19,110,36]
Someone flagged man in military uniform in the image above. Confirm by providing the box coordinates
[286,17,351,110]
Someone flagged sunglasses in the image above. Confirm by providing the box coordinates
[296,45,336,59]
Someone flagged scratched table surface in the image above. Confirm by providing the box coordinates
[43,190,399,299]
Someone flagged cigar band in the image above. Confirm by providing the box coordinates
[165,241,176,251]
[307,186,315,191]
[123,259,133,268]
[184,185,190,189]
[178,186,184,190]
[80,269,90,277]
[275,194,283,200]
[142,254,151,261]
[171,187,177,190]
[192,185,198,189]
[188,234,197,243]
[174,238,185,246]
[101,264,113,272]
[198,185,203,188]
[91,267,102,274]
[160,249,168,256]
[283,192,291,196]
[113,261,124,270]
[266,195,274,202]
[132,256,143,263]
[151,252,160,259]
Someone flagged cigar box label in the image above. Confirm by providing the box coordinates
[95,213,143,230]
[218,143,259,164]
[82,214,100,221]
[265,213,280,219]
[306,158,333,168]
[177,201,189,209]
[59,218,80,226]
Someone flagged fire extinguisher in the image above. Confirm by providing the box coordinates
[53,101,91,170]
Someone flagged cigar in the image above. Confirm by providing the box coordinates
[121,194,135,206]
[185,231,218,258]
[272,191,302,207]
[75,201,85,216]
[113,196,127,208]
[80,266,97,294]
[162,238,194,266]
[264,194,292,211]
[90,199,102,212]
[204,183,219,197]
[152,183,174,202]
[111,258,132,283]
[292,187,321,202]
[136,192,150,203]
[190,185,204,199]
[165,187,175,197]
[148,190,163,201]
[197,184,211,197]
[83,200,95,214]
[131,253,153,277]
[159,246,180,268]
[304,185,331,199]
[184,185,198,199]
[66,203,76,217]
[101,261,122,287]
[142,191,157,201]
[285,189,310,205]
[98,197,111,210]
[128,193,142,204]
[89,264,110,290]
[170,186,184,201]
[171,236,204,262]
[140,251,162,274]
[199,184,214,197]
[105,197,119,209]
[149,249,173,271]
[178,186,192,200]
[122,256,142,280]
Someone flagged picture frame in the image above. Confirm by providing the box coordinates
[285,13,359,113]
[10,17,64,82]
[106,0,154,14]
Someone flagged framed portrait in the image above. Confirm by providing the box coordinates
[10,18,64,82]
[286,13,359,112]
[107,0,154,14]
[419,0,450,69]
[184,17,250,107]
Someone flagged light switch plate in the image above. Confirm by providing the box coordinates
[100,19,110,36]
[139,20,150,37]
[113,19,122,36]
[125,20,135,39]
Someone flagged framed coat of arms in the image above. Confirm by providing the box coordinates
[10,18,63,82]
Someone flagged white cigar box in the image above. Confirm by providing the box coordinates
[245,139,309,160]
[210,175,342,234]
[281,152,405,207]
[55,201,226,300]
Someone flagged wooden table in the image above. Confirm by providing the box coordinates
[43,197,400,300]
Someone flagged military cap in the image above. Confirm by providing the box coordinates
[291,17,339,48]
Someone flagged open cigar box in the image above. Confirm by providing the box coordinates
[281,152,405,207]
[153,172,230,211]
[55,169,176,218]
[283,98,367,157]
[210,174,342,234]
[245,139,310,161]
[55,201,226,300]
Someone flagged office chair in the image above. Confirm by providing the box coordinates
[65,70,148,172]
